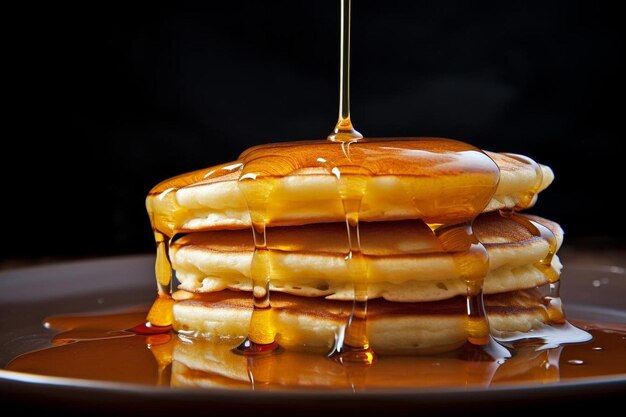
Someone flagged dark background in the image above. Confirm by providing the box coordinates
[4,1,625,262]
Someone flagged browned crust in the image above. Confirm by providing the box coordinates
[171,212,560,257]
[176,288,546,320]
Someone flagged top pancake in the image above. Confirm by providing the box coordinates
[146,138,553,236]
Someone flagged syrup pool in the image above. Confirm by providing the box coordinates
[5,307,625,390]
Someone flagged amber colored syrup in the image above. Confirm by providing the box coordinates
[500,152,565,325]
[146,231,174,327]
[5,309,625,390]
[327,0,362,143]
[329,149,375,363]
[234,171,278,353]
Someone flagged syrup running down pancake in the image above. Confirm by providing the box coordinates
[144,135,587,359]
[172,288,553,354]
[169,212,562,302]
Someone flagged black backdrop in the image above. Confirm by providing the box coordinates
[5,1,625,261]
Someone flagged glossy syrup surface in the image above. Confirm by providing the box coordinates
[5,308,625,390]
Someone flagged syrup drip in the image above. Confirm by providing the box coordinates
[235,175,278,354]
[514,214,564,324]
[434,222,490,345]
[432,222,510,360]
[146,231,174,327]
[328,0,362,143]
[327,142,376,364]
[154,231,172,292]
[146,163,247,326]
[500,211,563,320]
[499,153,565,325]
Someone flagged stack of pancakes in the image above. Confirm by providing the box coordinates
[146,138,562,354]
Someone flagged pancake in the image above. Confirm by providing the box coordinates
[146,139,553,236]
[172,288,551,354]
[169,212,563,302]
[170,336,557,390]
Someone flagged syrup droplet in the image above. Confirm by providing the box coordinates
[127,322,172,335]
[146,294,174,327]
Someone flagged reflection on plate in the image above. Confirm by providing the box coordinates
[0,252,625,413]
